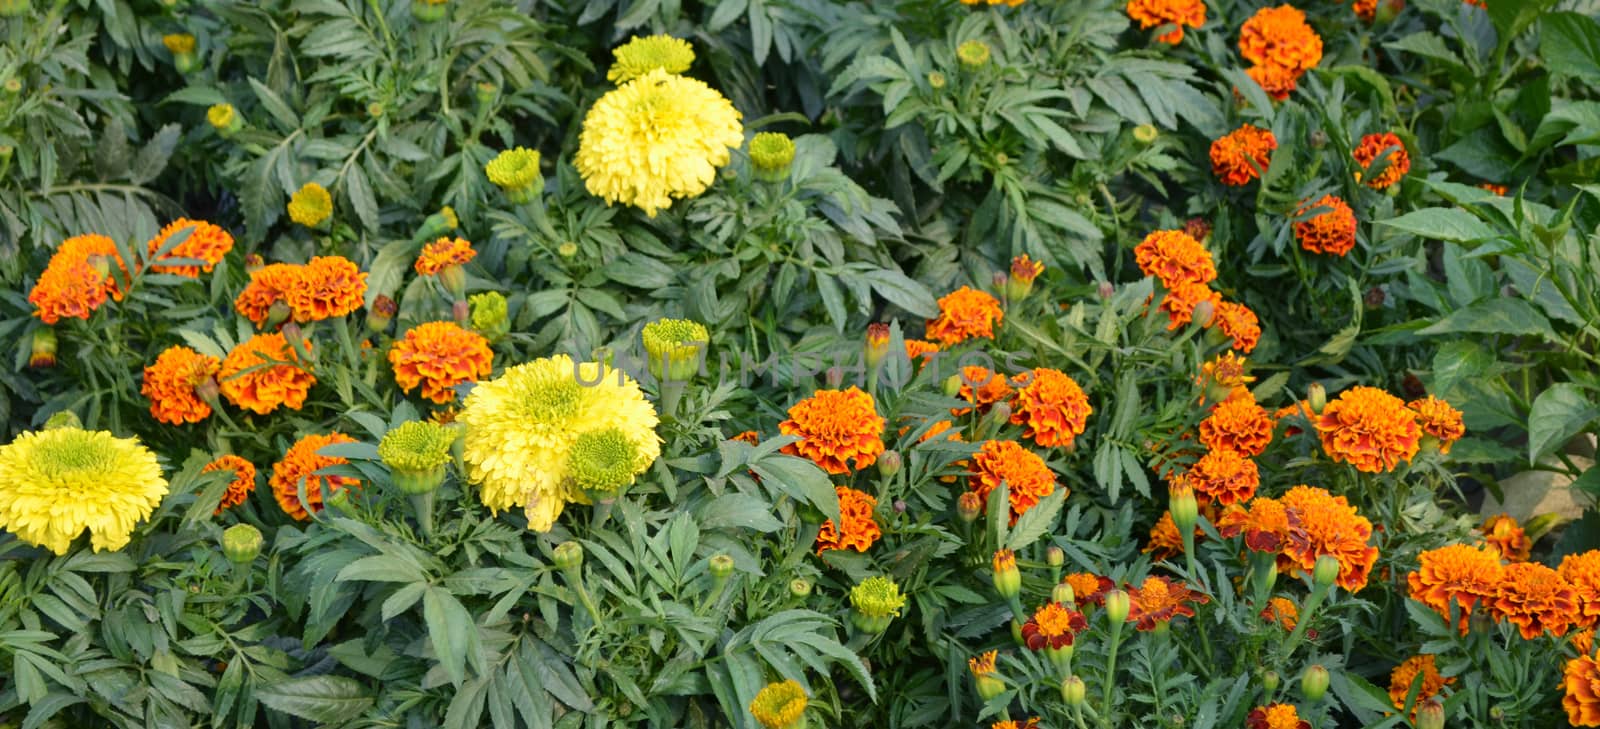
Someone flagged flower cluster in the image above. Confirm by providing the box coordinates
[233,256,367,326]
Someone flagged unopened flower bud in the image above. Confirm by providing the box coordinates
[957,492,983,522]
[825,365,844,389]
[1313,554,1340,589]
[207,103,243,138]
[378,420,454,495]
[709,554,735,581]
[957,39,991,68]
[28,327,56,368]
[893,499,907,513]
[438,263,468,299]
[865,323,890,369]
[878,450,902,478]
[1061,675,1086,706]
[452,298,470,325]
[927,71,947,89]
[943,375,963,398]
[1097,280,1115,300]
[749,132,796,182]
[1169,482,1198,535]
[1301,664,1329,702]
[476,82,497,106]
[221,523,263,564]
[1191,299,1215,328]
[1006,255,1043,301]
[44,411,82,430]
[244,253,264,272]
[552,541,584,571]
[1133,124,1158,144]
[558,241,578,258]
[367,294,397,333]
[1052,581,1075,605]
[411,0,447,22]
[162,34,199,73]
[1046,545,1064,568]
[1104,589,1130,625]
[849,575,906,634]
[1307,382,1327,414]
[789,577,813,598]
[1262,670,1280,692]
[325,484,354,515]
[267,300,292,329]
[992,271,1009,292]
[195,377,221,408]
[1309,129,1329,149]
[991,549,1020,601]
[469,291,509,342]
[1417,699,1445,729]
[642,318,709,383]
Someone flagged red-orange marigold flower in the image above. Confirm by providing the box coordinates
[1210,124,1277,186]
[815,486,881,554]
[1010,254,1044,286]
[1126,575,1209,631]
[1159,281,1216,330]
[779,387,885,474]
[1260,597,1298,630]
[1021,601,1088,650]
[145,218,235,277]
[1352,132,1410,190]
[968,439,1058,523]
[1481,513,1531,562]
[904,339,941,366]
[1064,572,1114,607]
[1491,561,1579,640]
[925,286,1003,345]
[28,234,128,324]
[1316,386,1421,473]
[235,263,303,327]
[1218,496,1290,555]
[1246,703,1310,729]
[1182,448,1260,506]
[1143,511,1189,560]
[1125,0,1206,44]
[1408,395,1465,455]
[1481,182,1508,196]
[1212,300,1261,353]
[388,321,494,403]
[1239,5,1323,74]
[141,345,221,425]
[954,366,1013,416]
[1281,484,1379,592]
[1388,655,1454,710]
[1294,195,1357,256]
[1135,229,1216,288]
[286,255,367,322]
[218,332,316,415]
[1407,543,1504,633]
[1009,367,1093,449]
[1566,654,1600,726]
[271,432,361,521]
[414,237,476,276]
[1245,62,1302,101]
[203,454,257,513]
[731,430,761,445]
[1562,551,1600,629]
[1199,395,1274,457]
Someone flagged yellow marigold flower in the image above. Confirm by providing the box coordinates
[1567,654,1600,726]
[1407,543,1502,633]
[748,679,806,729]
[1315,386,1421,472]
[1562,550,1600,629]
[815,486,881,554]
[0,424,167,555]
[1007,254,1044,299]
[389,321,493,404]
[414,237,476,276]
[642,318,710,382]
[1021,601,1087,650]
[607,34,695,84]
[1182,448,1259,506]
[286,255,367,322]
[850,575,907,618]
[234,263,302,328]
[378,421,455,488]
[1009,367,1093,449]
[925,285,1004,345]
[207,103,241,135]
[287,182,332,228]
[1481,513,1531,562]
[1126,575,1208,631]
[749,132,796,180]
[1491,561,1579,640]
[968,439,1058,524]
[779,387,885,475]
[485,147,543,203]
[566,427,649,498]
[1388,655,1453,712]
[1201,351,1255,391]
[1210,124,1277,186]
[1125,0,1206,44]
[1294,195,1357,257]
[1260,597,1297,630]
[1239,5,1322,74]
[1135,229,1216,288]
[1063,572,1113,606]
[202,454,257,514]
[271,433,360,521]
[28,233,128,324]
[1352,132,1410,190]
[1281,484,1378,592]
[1246,703,1310,729]
[140,345,220,425]
[218,332,316,415]
[575,69,743,217]
[1408,395,1464,454]
[145,218,235,277]
[957,39,991,67]
[162,33,196,54]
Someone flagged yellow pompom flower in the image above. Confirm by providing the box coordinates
[485,147,543,204]
[575,69,744,217]
[0,424,168,555]
[749,680,807,729]
[287,182,333,228]
[458,355,661,531]
[749,132,796,181]
[207,103,242,136]
[607,35,695,83]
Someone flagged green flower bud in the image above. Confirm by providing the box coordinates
[850,576,906,634]
[367,294,397,334]
[1133,124,1159,145]
[1061,675,1086,706]
[1308,382,1327,414]
[710,554,735,581]
[28,327,56,368]
[222,523,263,564]
[1052,581,1075,606]
[1046,545,1064,568]
[1170,481,1198,535]
[957,39,991,68]
[484,147,543,203]
[1301,664,1329,702]
[552,541,584,571]
[43,411,82,430]
[641,318,709,383]
[567,428,644,500]
[469,291,509,343]
[789,577,812,598]
[1104,589,1130,625]
[1313,554,1340,589]
[992,549,1020,601]
[1262,670,1280,692]
[207,103,243,138]
[927,71,947,89]
[749,132,796,182]
[943,375,963,398]
[877,450,902,479]
[378,421,455,495]
[411,0,447,22]
[1416,700,1444,729]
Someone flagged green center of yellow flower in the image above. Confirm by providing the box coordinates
[515,377,584,423]
[607,35,695,83]
[748,133,796,174]
[567,428,641,494]
[31,430,117,476]
[378,421,456,473]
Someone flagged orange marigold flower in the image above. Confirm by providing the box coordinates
[1134,229,1216,288]
[990,720,1040,729]
[1274,400,1315,436]
[779,387,885,474]
[1218,496,1290,554]
[1239,5,1322,74]
[904,339,941,365]
[1281,485,1379,592]
[141,345,221,425]
[285,255,367,322]
[1481,513,1531,562]
[1407,543,1504,633]
[814,486,881,554]
[1294,195,1357,256]
[1576,628,1596,656]
[1210,124,1277,186]
[234,263,303,327]
[388,321,494,403]
[1182,448,1260,506]
[1126,575,1209,631]
[1010,254,1044,286]
[1211,300,1261,353]
[1064,572,1114,607]
[968,439,1058,523]
[968,650,998,677]
[1200,351,1255,391]
[203,454,257,513]
[1246,703,1310,729]
[1199,395,1274,457]
[1143,511,1187,560]
[1021,601,1088,650]
[28,234,129,324]
[1491,561,1579,640]
[414,237,476,276]
[1562,551,1600,629]
[1245,62,1302,101]
[271,432,360,521]
[954,366,1013,416]
[1009,367,1093,449]
[1260,597,1298,630]
[915,418,963,444]
[1352,132,1410,190]
[1566,654,1600,726]
[1408,395,1465,455]
[731,430,761,445]
[1388,654,1454,711]
[145,218,235,277]
[1481,182,1508,196]
[1316,386,1421,473]
[1159,281,1216,330]
[925,286,1003,346]
[1125,0,1206,44]
[218,332,316,415]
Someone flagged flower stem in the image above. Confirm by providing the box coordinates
[1100,621,1123,728]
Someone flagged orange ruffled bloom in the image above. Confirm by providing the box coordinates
[779,387,885,474]
[1010,255,1044,286]
[990,720,1040,729]
[1239,5,1323,74]
[1562,551,1600,629]
[1315,386,1421,473]
[968,439,1059,523]
[1021,601,1088,650]
[202,454,257,513]
[1567,654,1600,726]
[1352,132,1410,190]
[1143,511,1191,560]
[1125,0,1206,44]
[1408,395,1465,455]
[1218,496,1290,555]
[271,432,360,521]
[1211,300,1261,353]
[141,345,221,425]
[388,321,494,403]
[1281,485,1379,592]
[905,339,941,366]
[1135,230,1216,288]
[28,234,128,324]
[1481,513,1531,562]
[1182,448,1260,506]
[1246,704,1310,729]
[1159,281,1216,330]
[1210,124,1277,186]
[414,237,476,276]
[1009,367,1093,449]
[954,366,1013,416]
[235,263,303,327]
[1260,597,1298,630]
[1294,195,1357,256]
[814,486,881,554]
[1126,575,1209,631]
[1245,63,1301,101]
[218,332,316,415]
[925,286,1003,346]
[1491,561,1579,640]
[145,218,235,277]
[1388,655,1454,711]
[1063,572,1114,607]
[286,256,367,322]
[1199,394,1274,457]
[1407,543,1504,633]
